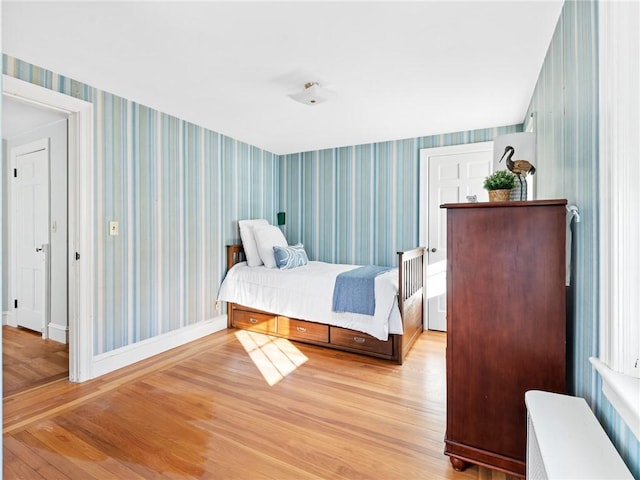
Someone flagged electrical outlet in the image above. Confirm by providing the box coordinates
[109,221,119,236]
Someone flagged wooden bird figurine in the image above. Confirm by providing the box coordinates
[499,145,536,176]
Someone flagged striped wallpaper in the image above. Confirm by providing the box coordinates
[4,2,638,474]
[2,53,518,354]
[279,126,519,267]
[3,55,280,354]
[525,1,639,477]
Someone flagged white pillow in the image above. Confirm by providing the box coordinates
[238,219,269,267]
[253,225,288,268]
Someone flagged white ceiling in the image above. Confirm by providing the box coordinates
[2,1,563,155]
[2,96,67,140]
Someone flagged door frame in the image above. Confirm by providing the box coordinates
[3,74,94,382]
[419,141,494,329]
[9,138,51,337]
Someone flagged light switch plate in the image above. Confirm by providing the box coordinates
[109,221,119,236]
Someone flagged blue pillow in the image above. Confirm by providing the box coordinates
[273,243,309,270]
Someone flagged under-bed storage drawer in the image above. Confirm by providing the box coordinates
[232,310,277,334]
[329,327,393,355]
[277,317,329,343]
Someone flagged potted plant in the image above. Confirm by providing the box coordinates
[483,169,517,202]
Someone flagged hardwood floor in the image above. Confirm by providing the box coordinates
[3,329,517,479]
[3,326,69,397]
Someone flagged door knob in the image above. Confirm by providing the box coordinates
[431,248,437,253]
[35,247,43,252]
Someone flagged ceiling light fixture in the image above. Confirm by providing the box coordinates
[289,82,332,106]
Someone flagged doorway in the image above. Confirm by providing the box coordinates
[419,142,494,331]
[3,74,94,383]
[8,122,69,337]
[3,99,69,393]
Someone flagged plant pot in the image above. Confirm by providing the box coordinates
[488,189,511,202]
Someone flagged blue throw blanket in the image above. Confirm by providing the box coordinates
[332,265,392,316]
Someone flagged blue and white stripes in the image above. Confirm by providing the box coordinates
[525,1,639,476]
[4,52,517,354]
[4,55,280,354]
[279,129,519,267]
[6,14,637,474]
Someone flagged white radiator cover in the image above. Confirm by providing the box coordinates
[525,391,633,480]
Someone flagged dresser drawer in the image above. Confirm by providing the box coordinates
[330,327,393,355]
[277,317,329,343]
[232,310,277,334]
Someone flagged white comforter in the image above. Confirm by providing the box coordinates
[217,261,403,340]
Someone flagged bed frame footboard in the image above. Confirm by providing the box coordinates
[224,244,424,364]
[396,247,425,364]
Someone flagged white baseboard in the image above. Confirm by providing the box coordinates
[48,322,69,344]
[4,310,16,327]
[90,315,227,379]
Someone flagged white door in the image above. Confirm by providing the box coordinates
[419,142,493,331]
[13,141,50,334]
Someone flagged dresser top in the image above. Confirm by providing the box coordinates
[441,199,567,209]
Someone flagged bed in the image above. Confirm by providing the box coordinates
[218,239,424,364]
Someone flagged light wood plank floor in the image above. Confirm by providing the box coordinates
[3,326,69,397]
[3,329,516,479]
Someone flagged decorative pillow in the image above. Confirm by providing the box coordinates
[273,244,309,270]
[238,219,269,267]
[252,225,288,268]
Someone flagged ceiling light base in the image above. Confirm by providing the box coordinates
[289,82,331,106]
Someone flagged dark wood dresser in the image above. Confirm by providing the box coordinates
[441,200,567,477]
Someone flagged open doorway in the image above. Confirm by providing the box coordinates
[2,96,69,394]
[3,74,94,384]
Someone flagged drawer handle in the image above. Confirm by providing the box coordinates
[249,318,258,324]
[296,326,307,333]
[353,336,366,344]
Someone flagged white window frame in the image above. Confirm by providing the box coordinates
[591,0,640,440]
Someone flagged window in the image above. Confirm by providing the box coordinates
[593,0,640,440]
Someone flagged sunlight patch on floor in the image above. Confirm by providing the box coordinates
[235,330,308,386]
